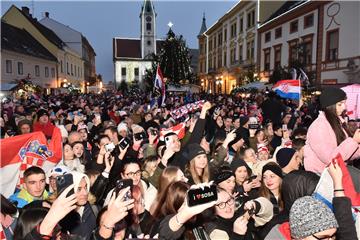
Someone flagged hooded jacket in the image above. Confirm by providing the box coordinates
[304,112,360,175]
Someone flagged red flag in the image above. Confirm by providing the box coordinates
[0,128,62,197]
[160,122,187,140]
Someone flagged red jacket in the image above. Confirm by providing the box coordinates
[33,121,56,139]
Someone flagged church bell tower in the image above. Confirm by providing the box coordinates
[140,0,156,59]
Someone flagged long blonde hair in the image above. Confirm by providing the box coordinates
[186,156,210,184]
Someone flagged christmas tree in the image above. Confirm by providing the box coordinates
[144,27,195,91]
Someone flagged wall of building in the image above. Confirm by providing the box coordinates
[1,50,57,88]
[114,60,152,85]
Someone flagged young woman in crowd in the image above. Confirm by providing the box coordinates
[150,166,188,215]
[259,162,284,216]
[304,87,360,175]
[57,143,85,173]
[205,187,273,240]
[104,158,157,211]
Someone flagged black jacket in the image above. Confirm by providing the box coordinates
[333,197,357,240]
[59,203,97,239]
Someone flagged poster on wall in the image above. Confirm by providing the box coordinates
[341,84,360,120]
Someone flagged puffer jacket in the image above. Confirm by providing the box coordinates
[304,111,360,175]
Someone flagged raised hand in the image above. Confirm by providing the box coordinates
[39,185,77,235]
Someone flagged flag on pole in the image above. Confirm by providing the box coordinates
[154,65,166,106]
[0,128,63,198]
[272,79,301,100]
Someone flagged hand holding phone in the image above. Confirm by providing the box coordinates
[187,183,218,207]
[119,137,130,150]
[56,174,74,197]
[115,179,133,201]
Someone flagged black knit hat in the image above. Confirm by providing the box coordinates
[240,116,249,126]
[214,166,235,185]
[37,109,49,118]
[184,143,207,162]
[319,87,347,109]
[276,148,296,168]
[262,162,283,178]
[230,158,252,176]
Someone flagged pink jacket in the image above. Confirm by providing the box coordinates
[304,111,360,174]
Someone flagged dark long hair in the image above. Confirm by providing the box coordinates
[323,105,352,145]
[13,207,48,240]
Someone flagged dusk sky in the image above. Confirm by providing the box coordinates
[1,0,236,83]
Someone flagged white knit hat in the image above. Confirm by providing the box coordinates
[117,122,128,133]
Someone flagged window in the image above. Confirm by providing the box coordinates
[67,63,69,74]
[230,48,236,64]
[275,27,282,39]
[146,23,151,31]
[224,29,227,42]
[71,64,73,75]
[51,68,55,77]
[218,32,223,46]
[231,22,237,38]
[217,53,222,68]
[247,40,254,61]
[304,14,314,28]
[45,67,49,77]
[239,44,243,62]
[274,46,281,69]
[290,20,298,33]
[74,65,77,77]
[60,60,63,73]
[265,32,271,42]
[247,10,255,29]
[121,67,126,76]
[209,40,213,51]
[35,65,40,77]
[240,18,243,33]
[326,29,339,61]
[78,67,80,77]
[134,68,139,76]
[18,62,23,75]
[213,36,216,48]
[264,49,270,71]
[303,40,312,65]
[6,60,12,73]
[289,41,298,64]
[223,51,227,66]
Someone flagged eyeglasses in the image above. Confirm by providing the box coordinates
[216,197,235,209]
[125,170,141,178]
[312,233,336,240]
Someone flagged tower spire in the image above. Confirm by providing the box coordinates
[198,12,207,37]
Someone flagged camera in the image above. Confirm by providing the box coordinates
[105,142,115,152]
[56,174,74,197]
[248,124,260,130]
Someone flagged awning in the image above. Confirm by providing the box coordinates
[240,81,272,90]
[0,83,17,91]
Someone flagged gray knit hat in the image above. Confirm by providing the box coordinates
[289,196,338,239]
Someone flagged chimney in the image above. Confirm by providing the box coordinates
[45,12,49,18]
[21,6,30,16]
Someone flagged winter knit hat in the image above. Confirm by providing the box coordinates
[319,87,346,109]
[213,166,234,185]
[184,143,207,162]
[276,148,296,168]
[37,109,49,118]
[117,122,128,133]
[230,158,252,176]
[262,162,283,178]
[290,196,338,239]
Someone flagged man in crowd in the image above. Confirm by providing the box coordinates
[9,166,48,208]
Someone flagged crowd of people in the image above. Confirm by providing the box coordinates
[0,87,359,240]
